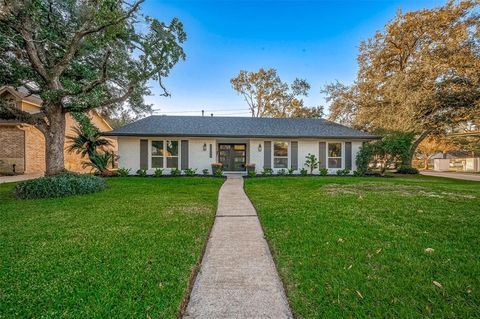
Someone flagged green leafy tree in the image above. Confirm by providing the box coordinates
[356,132,415,176]
[0,0,186,175]
[325,0,480,166]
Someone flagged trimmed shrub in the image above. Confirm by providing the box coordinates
[117,168,130,177]
[261,168,273,176]
[300,168,308,176]
[202,168,209,176]
[248,170,257,177]
[183,168,197,176]
[170,168,181,176]
[336,168,351,176]
[319,168,328,176]
[136,169,147,177]
[353,170,363,177]
[214,169,223,177]
[153,168,163,177]
[277,168,287,176]
[14,173,106,199]
[288,168,295,175]
[396,166,419,174]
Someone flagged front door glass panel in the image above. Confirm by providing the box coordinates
[218,144,246,171]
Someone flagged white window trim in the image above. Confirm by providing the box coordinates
[149,139,180,170]
[327,141,344,169]
[272,141,290,169]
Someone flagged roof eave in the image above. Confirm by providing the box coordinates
[103,132,379,140]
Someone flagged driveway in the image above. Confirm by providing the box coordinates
[420,171,480,182]
[0,173,43,184]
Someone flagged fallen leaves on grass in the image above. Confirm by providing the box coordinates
[433,281,443,288]
[322,183,475,200]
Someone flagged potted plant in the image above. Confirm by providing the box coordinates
[211,163,223,174]
[245,163,256,173]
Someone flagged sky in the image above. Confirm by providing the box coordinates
[142,0,445,117]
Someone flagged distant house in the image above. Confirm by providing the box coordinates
[105,115,376,174]
[0,86,116,174]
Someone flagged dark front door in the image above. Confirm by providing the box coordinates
[218,144,246,171]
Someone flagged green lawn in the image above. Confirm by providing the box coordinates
[0,177,223,318]
[244,175,480,318]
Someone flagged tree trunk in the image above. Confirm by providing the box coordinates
[44,109,66,176]
[405,130,432,167]
[424,159,429,170]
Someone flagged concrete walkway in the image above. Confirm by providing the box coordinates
[184,177,292,319]
[420,171,480,182]
[0,173,43,184]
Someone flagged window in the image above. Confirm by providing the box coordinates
[273,142,288,168]
[165,140,178,168]
[328,142,342,168]
[151,141,164,168]
[151,140,179,168]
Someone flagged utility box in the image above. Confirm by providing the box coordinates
[464,158,480,172]
[433,159,450,172]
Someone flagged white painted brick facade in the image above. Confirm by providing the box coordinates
[117,137,365,175]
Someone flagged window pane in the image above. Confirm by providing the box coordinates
[328,158,342,168]
[274,158,288,168]
[152,141,163,156]
[166,140,178,156]
[152,157,163,168]
[274,142,288,157]
[328,143,342,157]
[167,157,178,168]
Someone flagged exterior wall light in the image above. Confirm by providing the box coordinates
[203,143,207,151]
[258,144,262,152]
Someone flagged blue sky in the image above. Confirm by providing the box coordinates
[142,0,444,117]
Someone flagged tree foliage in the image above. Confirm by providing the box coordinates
[356,132,415,175]
[325,0,480,163]
[231,67,322,118]
[0,0,186,174]
[416,136,458,169]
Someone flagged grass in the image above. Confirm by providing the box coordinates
[244,175,480,318]
[0,177,224,318]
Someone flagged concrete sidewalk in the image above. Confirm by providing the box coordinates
[420,171,480,182]
[184,177,292,319]
[0,173,43,184]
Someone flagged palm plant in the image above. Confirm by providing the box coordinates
[67,127,112,158]
[67,123,113,173]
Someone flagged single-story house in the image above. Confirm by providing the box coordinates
[0,86,117,174]
[105,115,376,174]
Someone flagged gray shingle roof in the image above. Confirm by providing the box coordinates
[105,116,377,139]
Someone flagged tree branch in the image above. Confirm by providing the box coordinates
[52,0,144,78]
[19,26,49,82]
[0,102,47,131]
[64,48,112,97]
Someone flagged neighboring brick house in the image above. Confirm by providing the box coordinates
[0,86,117,174]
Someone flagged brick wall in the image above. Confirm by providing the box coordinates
[0,125,25,173]
[23,125,46,174]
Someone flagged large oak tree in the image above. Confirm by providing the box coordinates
[231,67,322,118]
[324,0,480,164]
[0,0,185,175]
